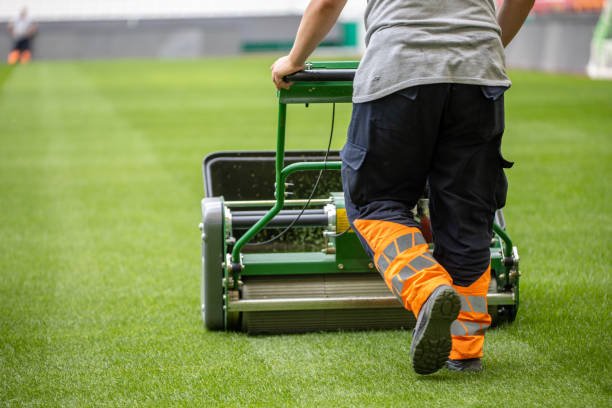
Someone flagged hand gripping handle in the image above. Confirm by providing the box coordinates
[284,69,356,82]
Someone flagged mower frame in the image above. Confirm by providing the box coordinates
[201,61,520,332]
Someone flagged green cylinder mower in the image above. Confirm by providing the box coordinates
[200,61,520,334]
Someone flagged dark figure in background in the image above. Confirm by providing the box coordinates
[7,7,37,65]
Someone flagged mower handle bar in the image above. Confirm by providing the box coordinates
[284,69,356,82]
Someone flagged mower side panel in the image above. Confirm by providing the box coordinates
[201,197,225,330]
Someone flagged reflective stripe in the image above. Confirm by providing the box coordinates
[458,294,488,314]
[409,255,436,271]
[459,295,470,312]
[376,255,389,273]
[373,230,435,292]
[378,233,432,274]
[398,266,414,281]
[389,267,415,298]
[391,274,403,295]
[468,295,487,314]
[451,321,465,336]
[421,252,436,263]
[463,321,483,336]
[395,233,413,253]
[451,320,485,336]
[383,240,398,261]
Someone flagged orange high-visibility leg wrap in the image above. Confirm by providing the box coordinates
[19,51,31,64]
[353,219,452,317]
[449,267,492,360]
[7,50,20,65]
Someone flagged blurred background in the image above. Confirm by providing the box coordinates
[0,0,609,74]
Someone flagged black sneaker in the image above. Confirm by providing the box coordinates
[446,358,483,372]
[410,285,461,375]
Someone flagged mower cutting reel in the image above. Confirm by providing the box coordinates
[200,61,520,334]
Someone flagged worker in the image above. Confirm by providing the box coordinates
[271,0,534,375]
[7,7,37,65]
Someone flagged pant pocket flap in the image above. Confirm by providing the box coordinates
[398,86,419,101]
[340,142,367,171]
[480,85,508,101]
[498,149,514,168]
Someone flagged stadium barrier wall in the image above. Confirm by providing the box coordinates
[0,13,601,73]
[505,12,600,72]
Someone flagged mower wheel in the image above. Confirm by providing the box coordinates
[201,197,225,330]
[489,304,517,327]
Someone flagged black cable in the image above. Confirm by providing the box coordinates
[328,226,351,238]
[246,103,336,246]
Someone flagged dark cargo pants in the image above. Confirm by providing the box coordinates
[341,84,511,358]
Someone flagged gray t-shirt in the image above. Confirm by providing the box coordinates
[11,16,35,40]
[353,0,511,103]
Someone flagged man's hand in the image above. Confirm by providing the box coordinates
[270,0,347,90]
[271,56,304,90]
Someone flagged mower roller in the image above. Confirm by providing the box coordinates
[200,61,520,334]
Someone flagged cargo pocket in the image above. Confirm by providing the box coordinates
[340,142,368,206]
[480,85,507,140]
[371,86,419,132]
[495,150,514,210]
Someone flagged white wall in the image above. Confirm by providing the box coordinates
[0,1,365,21]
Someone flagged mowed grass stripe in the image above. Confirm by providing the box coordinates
[2,62,170,401]
[0,62,292,405]
[0,64,61,405]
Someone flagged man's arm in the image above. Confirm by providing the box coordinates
[497,0,536,47]
[271,0,347,90]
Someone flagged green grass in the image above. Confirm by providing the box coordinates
[0,57,610,407]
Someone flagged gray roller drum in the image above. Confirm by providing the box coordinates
[240,273,416,334]
[201,197,225,330]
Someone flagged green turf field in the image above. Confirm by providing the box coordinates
[0,57,610,406]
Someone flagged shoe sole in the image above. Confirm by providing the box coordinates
[411,287,461,375]
[446,359,483,372]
